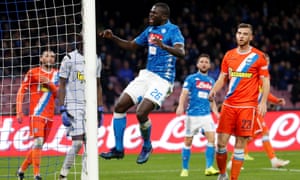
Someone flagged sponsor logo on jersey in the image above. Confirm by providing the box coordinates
[229,68,253,78]
[196,80,212,90]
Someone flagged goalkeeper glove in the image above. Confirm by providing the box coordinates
[60,106,72,127]
[97,106,104,127]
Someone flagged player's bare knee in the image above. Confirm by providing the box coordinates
[114,103,130,113]
[184,138,193,146]
[136,111,148,122]
[217,143,227,149]
[33,137,44,149]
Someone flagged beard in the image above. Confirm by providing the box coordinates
[237,39,248,47]
[43,63,54,69]
[200,69,208,74]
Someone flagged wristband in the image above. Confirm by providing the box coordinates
[98,106,104,111]
[60,105,67,113]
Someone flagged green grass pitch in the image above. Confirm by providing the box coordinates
[0,151,299,179]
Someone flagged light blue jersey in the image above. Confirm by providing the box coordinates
[183,72,215,116]
[134,20,184,83]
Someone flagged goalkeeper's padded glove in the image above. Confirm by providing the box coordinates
[60,106,72,127]
[97,106,104,127]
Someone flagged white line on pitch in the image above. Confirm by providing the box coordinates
[261,168,300,172]
[100,169,195,174]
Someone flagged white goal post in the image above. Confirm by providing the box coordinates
[0,0,99,179]
[82,0,99,179]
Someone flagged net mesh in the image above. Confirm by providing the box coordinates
[0,0,83,179]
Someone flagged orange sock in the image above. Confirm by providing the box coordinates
[216,151,228,174]
[32,148,42,176]
[231,158,244,180]
[263,140,275,159]
[20,150,32,172]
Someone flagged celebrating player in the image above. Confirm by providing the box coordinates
[16,50,59,180]
[209,23,270,180]
[176,54,219,177]
[99,2,185,164]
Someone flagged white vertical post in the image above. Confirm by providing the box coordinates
[82,0,99,179]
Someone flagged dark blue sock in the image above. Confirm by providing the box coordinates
[140,125,152,149]
[113,117,126,151]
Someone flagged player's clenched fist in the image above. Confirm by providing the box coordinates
[99,29,113,39]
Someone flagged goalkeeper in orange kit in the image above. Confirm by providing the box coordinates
[16,50,59,180]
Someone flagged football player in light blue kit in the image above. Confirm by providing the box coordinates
[99,2,185,164]
[176,54,219,176]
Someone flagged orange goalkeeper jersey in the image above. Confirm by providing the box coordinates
[221,47,269,107]
[16,66,59,120]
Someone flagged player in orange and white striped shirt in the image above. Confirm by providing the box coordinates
[16,50,59,180]
[209,23,270,180]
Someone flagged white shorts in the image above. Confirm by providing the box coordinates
[185,114,216,137]
[124,69,173,107]
[67,105,86,137]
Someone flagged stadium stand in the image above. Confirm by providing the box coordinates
[1,0,299,114]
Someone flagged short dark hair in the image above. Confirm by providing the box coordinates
[154,2,170,17]
[238,23,253,33]
[199,53,210,59]
[197,53,210,63]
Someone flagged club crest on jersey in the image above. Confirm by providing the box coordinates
[148,33,163,44]
[77,71,85,83]
[196,80,212,90]
[40,84,49,92]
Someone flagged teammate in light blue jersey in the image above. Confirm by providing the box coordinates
[99,2,185,164]
[176,54,219,177]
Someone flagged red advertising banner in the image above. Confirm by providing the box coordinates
[0,111,299,156]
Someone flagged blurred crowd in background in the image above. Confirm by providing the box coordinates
[97,0,300,111]
[0,0,300,114]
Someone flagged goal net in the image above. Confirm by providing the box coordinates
[0,0,97,179]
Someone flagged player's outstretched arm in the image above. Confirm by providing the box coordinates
[99,29,139,51]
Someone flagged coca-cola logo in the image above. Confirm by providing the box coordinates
[254,113,300,148]
[0,111,299,156]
